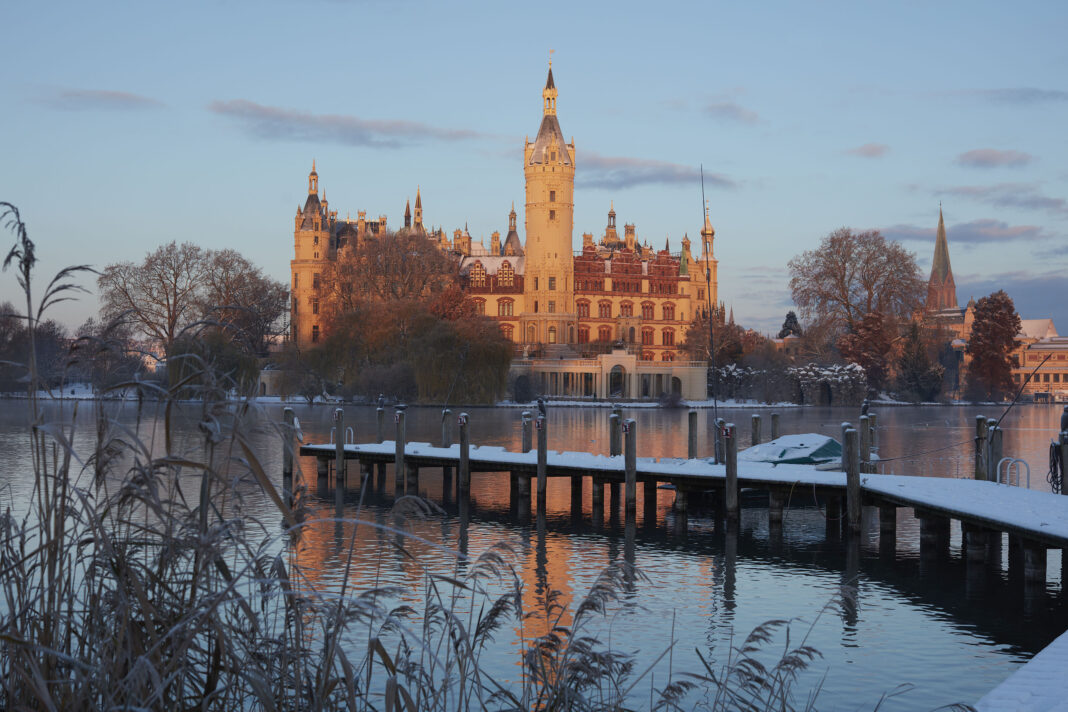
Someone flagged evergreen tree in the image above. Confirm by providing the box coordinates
[778,311,802,338]
[965,290,1020,401]
[896,322,944,402]
[837,311,894,394]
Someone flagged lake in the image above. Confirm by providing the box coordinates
[1,399,1065,710]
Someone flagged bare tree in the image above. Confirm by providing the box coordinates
[98,241,206,356]
[199,249,289,356]
[788,228,924,338]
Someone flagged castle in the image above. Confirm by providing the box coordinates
[289,64,716,398]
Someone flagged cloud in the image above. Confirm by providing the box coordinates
[884,218,1046,245]
[969,88,1068,105]
[578,151,736,190]
[845,143,888,158]
[956,148,1032,168]
[936,183,1068,216]
[44,89,162,111]
[704,101,759,124]
[209,99,482,148]
[957,270,1068,330]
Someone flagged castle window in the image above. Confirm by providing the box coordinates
[534,301,538,313]
[313,273,320,290]
[312,299,319,315]
[501,324,514,340]
[549,190,556,202]
[474,299,485,315]
[549,210,556,220]
[547,301,556,313]
[498,299,514,317]
[549,277,556,290]
[314,252,319,259]
[578,326,589,343]
[470,261,486,287]
[598,301,612,318]
[527,325,536,343]
[311,325,320,343]
[499,261,514,287]
[662,329,675,346]
[577,300,590,318]
[534,277,539,290]
[293,273,298,289]
[661,352,675,362]
[698,288,705,301]
[663,303,676,321]
[598,326,612,342]
[641,302,654,320]
[641,328,654,345]
[314,235,319,245]
[642,352,654,361]
[548,326,557,344]
[620,302,633,317]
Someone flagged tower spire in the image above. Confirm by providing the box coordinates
[308,160,318,195]
[926,204,958,311]
[542,60,557,116]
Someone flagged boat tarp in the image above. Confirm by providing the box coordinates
[738,434,842,465]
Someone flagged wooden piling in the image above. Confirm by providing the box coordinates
[879,504,897,536]
[591,476,604,515]
[282,407,294,503]
[334,408,346,501]
[844,428,860,534]
[624,418,636,519]
[643,480,657,524]
[859,415,870,474]
[687,409,697,459]
[770,412,780,441]
[458,412,470,494]
[406,463,419,493]
[962,523,990,563]
[868,412,878,451]
[674,486,688,513]
[609,413,622,457]
[521,411,532,453]
[974,415,988,480]
[725,423,739,520]
[571,476,583,516]
[840,422,852,472]
[394,405,406,492]
[376,407,385,444]
[1022,542,1047,583]
[987,424,1003,483]
[441,408,453,492]
[768,489,784,525]
[715,418,726,465]
[751,414,761,447]
[536,415,547,508]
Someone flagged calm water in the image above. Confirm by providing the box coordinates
[1,399,1066,710]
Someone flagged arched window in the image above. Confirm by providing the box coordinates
[662,303,676,321]
[498,261,514,287]
[548,326,557,344]
[577,300,590,318]
[470,261,487,287]
[642,351,654,361]
[527,325,536,343]
[501,324,514,340]
[598,326,612,342]
[641,328,654,345]
[498,298,514,317]
[578,326,590,343]
[598,301,612,318]
[641,302,654,320]
[620,301,633,317]
[662,329,675,346]
[473,298,485,315]
[661,352,675,362]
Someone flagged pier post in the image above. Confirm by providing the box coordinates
[840,422,852,472]
[771,412,780,440]
[536,415,547,510]
[406,463,419,494]
[571,476,583,519]
[609,413,622,457]
[624,418,637,519]
[715,418,726,465]
[725,423,739,520]
[674,486,688,513]
[859,415,870,474]
[868,412,878,451]
[644,480,657,525]
[844,428,861,534]
[592,477,604,525]
[376,407,384,444]
[962,523,991,563]
[333,412,346,505]
[441,408,453,494]
[917,513,950,558]
[974,415,988,480]
[688,409,697,459]
[986,423,1003,483]
[282,407,294,505]
[1022,541,1047,583]
[751,414,761,447]
[768,488,784,525]
[521,411,532,453]
[394,405,407,493]
[317,457,328,495]
[879,504,897,556]
[458,412,470,495]
[518,411,532,506]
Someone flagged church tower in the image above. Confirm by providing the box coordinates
[926,206,958,312]
[520,62,577,346]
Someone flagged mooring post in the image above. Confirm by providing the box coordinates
[725,423,739,520]
[282,407,295,503]
[441,408,453,493]
[394,405,407,492]
[458,412,470,495]
[963,523,990,563]
[868,412,878,451]
[974,415,988,480]
[624,418,637,519]
[879,504,897,556]
[644,479,657,524]
[536,414,547,510]
[687,409,698,459]
[376,407,385,444]
[771,412,780,441]
[840,422,852,472]
[859,415,870,474]
[715,418,726,465]
[844,428,861,534]
[1022,541,1047,583]
[751,414,761,447]
[987,422,1003,483]
[334,407,346,487]
[609,413,622,457]
[591,476,604,522]
[521,411,533,453]
[768,488,784,526]
[571,476,583,518]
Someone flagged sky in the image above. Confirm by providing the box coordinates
[2,0,1066,336]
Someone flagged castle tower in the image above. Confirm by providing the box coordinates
[403,198,412,229]
[520,62,577,346]
[291,161,330,347]
[604,202,619,244]
[698,208,719,311]
[414,187,423,230]
[926,206,958,311]
[503,202,524,256]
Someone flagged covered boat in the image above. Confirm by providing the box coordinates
[739,434,841,465]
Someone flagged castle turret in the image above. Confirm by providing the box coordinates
[521,62,577,345]
[503,202,524,256]
[698,208,719,310]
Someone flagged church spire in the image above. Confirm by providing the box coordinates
[404,198,411,229]
[926,204,958,311]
